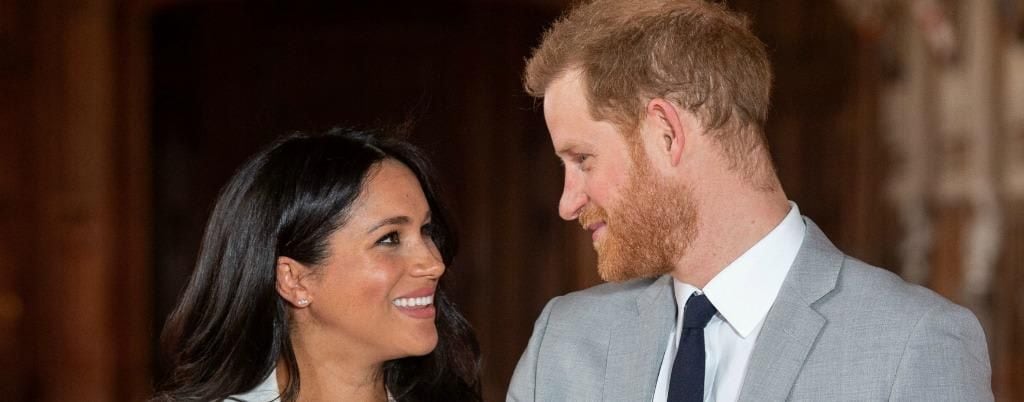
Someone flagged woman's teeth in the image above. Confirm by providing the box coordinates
[392,295,434,308]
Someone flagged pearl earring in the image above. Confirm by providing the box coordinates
[298,298,309,306]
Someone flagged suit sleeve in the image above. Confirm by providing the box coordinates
[888,301,993,401]
[507,297,559,402]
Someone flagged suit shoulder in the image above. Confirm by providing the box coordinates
[546,277,657,320]
[829,257,971,320]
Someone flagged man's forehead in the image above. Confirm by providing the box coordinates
[543,70,586,110]
[546,68,584,94]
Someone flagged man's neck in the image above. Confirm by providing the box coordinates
[670,184,791,288]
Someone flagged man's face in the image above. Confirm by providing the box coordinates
[544,71,697,281]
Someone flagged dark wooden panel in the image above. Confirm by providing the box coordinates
[992,202,1024,400]
[4,0,152,400]
[0,1,31,398]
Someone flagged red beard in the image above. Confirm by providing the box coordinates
[579,147,697,282]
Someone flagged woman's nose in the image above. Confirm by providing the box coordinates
[411,241,445,279]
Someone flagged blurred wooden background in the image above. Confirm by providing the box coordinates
[0,1,1020,401]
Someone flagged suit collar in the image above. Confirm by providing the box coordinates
[604,275,675,401]
[777,218,843,304]
[738,217,843,401]
[638,274,675,318]
[701,202,806,338]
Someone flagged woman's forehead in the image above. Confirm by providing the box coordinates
[343,161,431,230]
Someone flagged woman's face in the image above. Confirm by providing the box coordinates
[303,159,445,362]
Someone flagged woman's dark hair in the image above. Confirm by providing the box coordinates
[153,129,481,401]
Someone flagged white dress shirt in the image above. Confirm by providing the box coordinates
[652,202,806,402]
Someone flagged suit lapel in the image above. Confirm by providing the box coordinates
[738,219,843,401]
[604,275,675,402]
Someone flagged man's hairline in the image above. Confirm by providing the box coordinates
[536,66,653,139]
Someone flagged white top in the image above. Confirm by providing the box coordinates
[223,368,396,402]
[652,202,807,402]
[223,368,280,402]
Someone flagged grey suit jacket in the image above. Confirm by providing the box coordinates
[508,219,992,401]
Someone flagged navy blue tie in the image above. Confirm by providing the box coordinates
[667,293,718,402]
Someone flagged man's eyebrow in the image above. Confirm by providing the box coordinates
[555,141,586,156]
[366,216,410,234]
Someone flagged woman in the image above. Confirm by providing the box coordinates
[154,129,481,401]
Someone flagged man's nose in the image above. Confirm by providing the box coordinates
[558,172,586,221]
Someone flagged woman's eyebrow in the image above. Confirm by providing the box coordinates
[366,216,410,234]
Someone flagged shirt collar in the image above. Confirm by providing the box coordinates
[672,202,806,338]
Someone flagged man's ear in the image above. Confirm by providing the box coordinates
[276,256,314,308]
[643,98,688,167]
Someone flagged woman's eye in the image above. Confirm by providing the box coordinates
[377,232,400,246]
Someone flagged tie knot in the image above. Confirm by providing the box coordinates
[682,293,717,329]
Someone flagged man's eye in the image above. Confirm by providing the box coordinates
[377,232,400,246]
[575,154,592,170]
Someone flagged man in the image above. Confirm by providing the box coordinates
[507,1,992,401]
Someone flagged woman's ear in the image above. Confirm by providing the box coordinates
[276,256,313,308]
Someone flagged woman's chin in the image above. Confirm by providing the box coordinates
[383,332,438,360]
[412,334,439,356]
